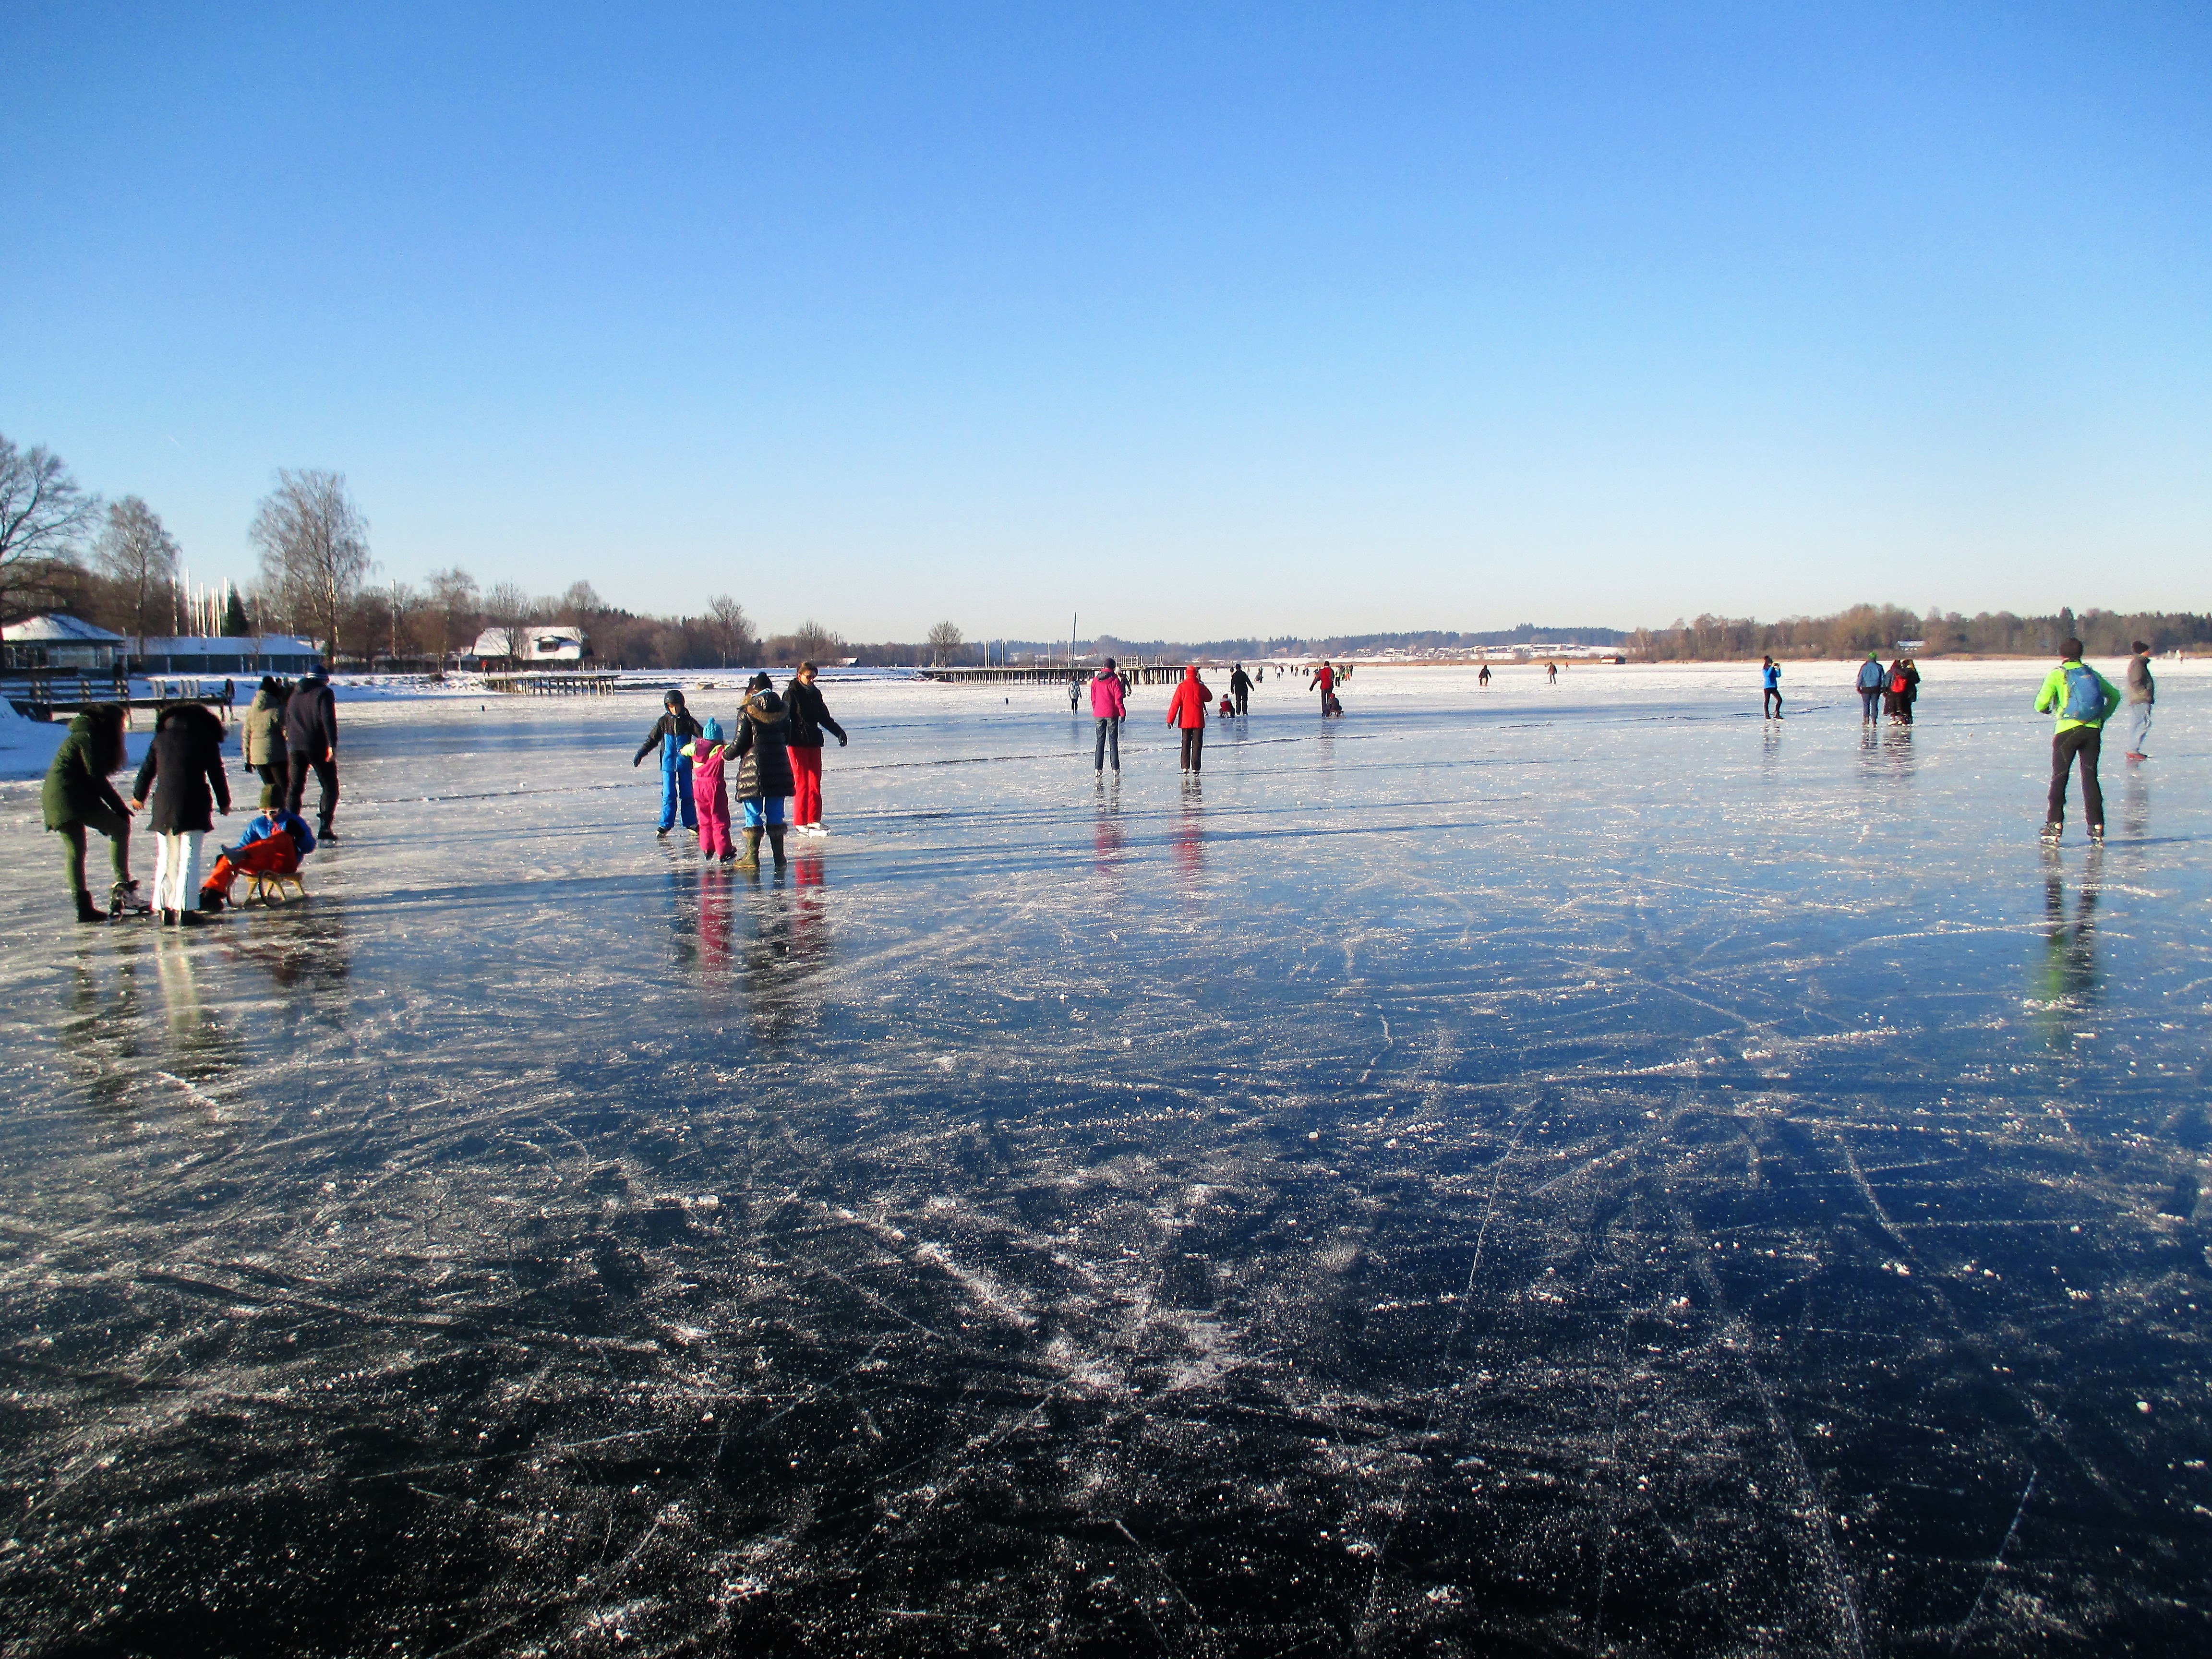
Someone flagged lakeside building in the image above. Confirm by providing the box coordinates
[130,636,324,675]
[2,615,128,672]
[469,625,590,666]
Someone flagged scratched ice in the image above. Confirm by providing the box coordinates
[1,661,2207,1655]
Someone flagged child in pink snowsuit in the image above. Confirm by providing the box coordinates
[686,719,734,861]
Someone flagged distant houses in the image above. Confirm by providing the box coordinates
[469,625,590,666]
[1,615,128,672]
[2,616,323,677]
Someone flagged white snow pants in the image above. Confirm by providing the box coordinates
[152,831,204,913]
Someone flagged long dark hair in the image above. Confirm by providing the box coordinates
[82,703,127,775]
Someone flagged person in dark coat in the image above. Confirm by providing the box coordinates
[781,661,848,835]
[731,673,794,871]
[1896,658,1922,725]
[133,702,231,926]
[41,703,137,923]
[283,669,340,838]
[631,688,703,837]
[1228,663,1252,716]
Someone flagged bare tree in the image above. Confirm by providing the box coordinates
[0,434,100,625]
[927,620,964,665]
[380,578,419,664]
[93,496,181,653]
[250,469,372,663]
[789,618,842,665]
[481,581,533,662]
[705,595,755,666]
[424,567,480,666]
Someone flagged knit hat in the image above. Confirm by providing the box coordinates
[703,717,724,743]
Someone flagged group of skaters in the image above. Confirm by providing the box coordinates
[1081,657,1353,775]
[1845,652,1922,723]
[40,670,338,925]
[632,662,846,870]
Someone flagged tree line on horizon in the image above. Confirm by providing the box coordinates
[7,433,2205,669]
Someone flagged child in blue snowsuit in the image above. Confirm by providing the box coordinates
[632,689,704,837]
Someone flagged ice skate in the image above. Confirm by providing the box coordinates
[108,880,149,919]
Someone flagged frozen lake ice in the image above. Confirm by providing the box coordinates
[1,660,2207,1655]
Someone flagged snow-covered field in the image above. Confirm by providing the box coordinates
[0,658,2205,1653]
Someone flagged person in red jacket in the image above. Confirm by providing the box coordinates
[1166,665,1212,773]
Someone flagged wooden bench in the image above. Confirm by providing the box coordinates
[243,869,308,907]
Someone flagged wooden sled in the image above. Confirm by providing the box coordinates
[243,869,308,907]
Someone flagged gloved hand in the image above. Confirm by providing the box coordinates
[838,734,847,747]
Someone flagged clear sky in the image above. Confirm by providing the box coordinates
[4,3,2207,641]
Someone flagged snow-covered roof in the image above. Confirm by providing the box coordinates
[1,614,127,644]
[137,636,321,655]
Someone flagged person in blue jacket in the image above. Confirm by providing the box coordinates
[1855,652,1885,722]
[632,689,704,838]
[1761,656,1783,720]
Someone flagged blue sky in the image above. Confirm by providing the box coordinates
[4,3,2206,640]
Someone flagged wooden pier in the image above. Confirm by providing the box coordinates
[919,663,1196,687]
[4,673,234,723]
[482,672,625,696]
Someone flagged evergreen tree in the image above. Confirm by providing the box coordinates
[221,585,252,637]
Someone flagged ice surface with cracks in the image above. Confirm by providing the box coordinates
[0,660,2207,1656]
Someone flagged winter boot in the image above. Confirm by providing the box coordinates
[767,826,787,870]
[738,828,761,871]
[74,891,107,924]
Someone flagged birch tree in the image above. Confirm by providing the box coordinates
[93,496,180,652]
[250,469,371,661]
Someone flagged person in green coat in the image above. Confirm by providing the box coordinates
[41,703,138,923]
[240,675,289,809]
[2033,637,2122,843]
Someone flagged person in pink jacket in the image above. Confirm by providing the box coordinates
[685,719,734,862]
[1090,658,1128,773]
[1166,664,1212,773]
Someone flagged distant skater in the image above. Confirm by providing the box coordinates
[1478,663,1491,687]
[687,718,733,862]
[42,703,137,924]
[1314,661,1342,717]
[633,689,703,838]
[1882,659,1908,721]
[1167,664,1212,772]
[134,702,231,927]
[1855,652,1884,722]
[1760,656,1782,719]
[1896,657,1921,725]
[732,673,794,870]
[1091,656,1127,773]
[2123,640,2155,760]
[1229,662,1251,716]
[283,668,340,839]
[2035,637,2120,843]
[783,660,848,835]
[1546,660,1559,685]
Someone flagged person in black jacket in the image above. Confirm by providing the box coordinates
[782,661,847,836]
[732,674,794,871]
[133,702,231,926]
[631,689,703,837]
[284,669,341,839]
[1228,663,1252,716]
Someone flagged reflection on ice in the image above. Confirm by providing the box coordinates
[0,661,2205,1654]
